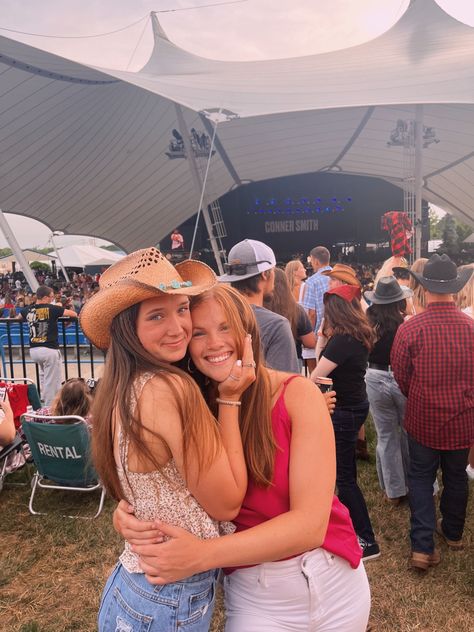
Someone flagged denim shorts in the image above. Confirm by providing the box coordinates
[98,563,218,632]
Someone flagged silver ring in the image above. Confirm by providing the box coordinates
[242,361,256,368]
[229,374,239,381]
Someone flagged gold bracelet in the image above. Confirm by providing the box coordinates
[216,398,241,407]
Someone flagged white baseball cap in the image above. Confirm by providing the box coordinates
[219,239,276,283]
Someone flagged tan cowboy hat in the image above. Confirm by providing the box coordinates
[80,247,217,349]
[321,263,361,287]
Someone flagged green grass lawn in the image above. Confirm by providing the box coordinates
[1,421,473,632]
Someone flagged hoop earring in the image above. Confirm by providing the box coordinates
[187,357,194,373]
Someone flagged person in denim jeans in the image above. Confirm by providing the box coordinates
[391,254,474,571]
[311,285,380,561]
[80,249,256,632]
[98,563,219,631]
[365,370,409,498]
[365,277,413,503]
[113,284,370,632]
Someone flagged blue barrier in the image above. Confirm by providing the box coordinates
[0,318,105,394]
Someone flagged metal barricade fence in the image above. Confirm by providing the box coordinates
[0,318,105,399]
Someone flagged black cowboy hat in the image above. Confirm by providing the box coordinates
[407,254,472,294]
[364,276,413,304]
[392,266,411,280]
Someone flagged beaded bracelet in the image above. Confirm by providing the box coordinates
[216,398,241,407]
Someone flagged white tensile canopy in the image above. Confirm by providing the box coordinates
[0,249,55,273]
[0,0,473,256]
[54,245,125,268]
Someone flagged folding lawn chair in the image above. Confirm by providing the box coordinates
[0,377,42,423]
[21,414,105,519]
[0,434,28,492]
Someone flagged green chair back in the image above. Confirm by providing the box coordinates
[21,419,97,487]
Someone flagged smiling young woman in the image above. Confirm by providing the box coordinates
[114,284,371,632]
[80,248,256,632]
[136,295,192,364]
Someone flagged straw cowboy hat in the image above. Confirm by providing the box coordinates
[321,263,361,287]
[80,247,217,349]
[407,253,472,294]
[364,276,413,304]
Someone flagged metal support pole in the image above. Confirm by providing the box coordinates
[50,233,70,283]
[174,104,224,275]
[0,209,39,291]
[189,113,220,260]
[414,105,424,260]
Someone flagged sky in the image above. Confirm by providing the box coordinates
[1,0,473,248]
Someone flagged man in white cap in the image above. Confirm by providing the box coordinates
[219,239,299,373]
[391,254,474,571]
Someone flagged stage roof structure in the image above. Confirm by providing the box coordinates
[0,0,473,254]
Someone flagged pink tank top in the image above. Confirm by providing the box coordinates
[229,375,362,571]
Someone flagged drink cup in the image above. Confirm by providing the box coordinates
[313,377,333,393]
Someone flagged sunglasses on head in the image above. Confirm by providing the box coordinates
[393,270,410,280]
[224,260,272,275]
[61,377,99,392]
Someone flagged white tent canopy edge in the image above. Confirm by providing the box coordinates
[0,0,472,265]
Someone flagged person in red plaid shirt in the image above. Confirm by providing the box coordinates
[381,211,413,258]
[391,254,474,571]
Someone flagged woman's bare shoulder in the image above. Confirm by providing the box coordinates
[286,374,318,398]
[142,371,186,393]
[268,369,316,402]
[138,372,188,411]
[136,373,189,438]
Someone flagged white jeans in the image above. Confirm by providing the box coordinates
[224,549,370,631]
[29,347,62,406]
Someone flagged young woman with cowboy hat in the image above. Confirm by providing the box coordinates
[364,276,413,505]
[80,248,256,632]
[320,264,372,460]
[113,283,370,632]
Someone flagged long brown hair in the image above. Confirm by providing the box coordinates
[51,379,92,418]
[366,300,407,339]
[191,285,276,487]
[91,302,221,501]
[323,294,375,350]
[263,267,299,338]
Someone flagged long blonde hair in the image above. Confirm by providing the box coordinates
[455,264,474,315]
[191,285,276,487]
[285,260,303,295]
[409,258,428,311]
[91,302,221,501]
[374,256,407,286]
